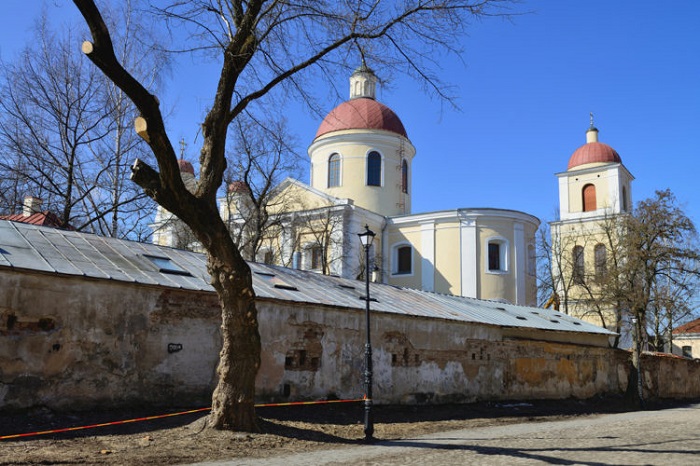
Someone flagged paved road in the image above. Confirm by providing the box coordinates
[192,403,700,465]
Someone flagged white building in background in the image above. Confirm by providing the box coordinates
[152,64,540,306]
[672,318,700,359]
[150,158,199,250]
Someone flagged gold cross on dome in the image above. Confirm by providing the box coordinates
[179,138,187,158]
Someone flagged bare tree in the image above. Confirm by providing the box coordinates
[0,155,29,216]
[618,190,700,404]
[292,205,347,275]
[544,189,700,404]
[0,16,112,229]
[544,196,699,347]
[223,113,302,260]
[0,7,166,239]
[538,220,586,316]
[84,0,169,239]
[648,269,696,352]
[559,213,630,347]
[72,0,518,431]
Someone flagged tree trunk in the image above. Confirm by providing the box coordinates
[202,224,261,431]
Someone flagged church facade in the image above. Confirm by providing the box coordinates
[152,65,540,306]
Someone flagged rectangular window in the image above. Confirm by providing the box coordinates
[397,246,412,274]
[263,250,274,265]
[310,246,323,270]
[488,243,500,271]
[682,345,692,358]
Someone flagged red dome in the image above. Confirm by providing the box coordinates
[315,98,407,139]
[178,159,195,175]
[567,142,621,170]
[227,181,249,193]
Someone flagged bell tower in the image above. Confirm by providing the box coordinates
[550,117,634,331]
[557,116,633,221]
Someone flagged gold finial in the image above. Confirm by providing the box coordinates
[179,138,187,159]
[585,113,599,143]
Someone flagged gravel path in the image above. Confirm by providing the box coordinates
[192,403,700,466]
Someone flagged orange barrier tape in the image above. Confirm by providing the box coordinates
[0,407,211,441]
[0,399,363,441]
[256,398,362,408]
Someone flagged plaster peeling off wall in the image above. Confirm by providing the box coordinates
[504,341,625,399]
[3,268,700,411]
[256,305,700,405]
[0,271,222,410]
[255,305,619,405]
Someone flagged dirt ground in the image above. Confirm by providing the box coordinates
[0,397,686,466]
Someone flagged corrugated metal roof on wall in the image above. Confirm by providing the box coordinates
[0,220,614,336]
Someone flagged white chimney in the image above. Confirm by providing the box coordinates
[23,196,42,216]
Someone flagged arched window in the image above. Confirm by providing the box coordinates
[367,151,381,186]
[573,245,585,284]
[401,159,408,194]
[582,184,596,212]
[622,186,628,212]
[594,243,607,281]
[328,153,340,187]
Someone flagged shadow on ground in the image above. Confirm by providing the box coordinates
[0,395,692,442]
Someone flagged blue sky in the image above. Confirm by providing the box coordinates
[2,1,699,228]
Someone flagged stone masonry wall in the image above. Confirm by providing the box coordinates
[1,270,699,411]
[0,271,221,410]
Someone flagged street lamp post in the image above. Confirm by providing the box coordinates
[358,224,376,443]
[631,316,644,408]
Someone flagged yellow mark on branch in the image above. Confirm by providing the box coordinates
[134,117,149,142]
[81,41,94,55]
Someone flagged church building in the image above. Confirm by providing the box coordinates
[152,65,540,306]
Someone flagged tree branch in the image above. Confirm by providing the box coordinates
[73,0,186,210]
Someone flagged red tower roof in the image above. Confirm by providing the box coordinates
[315,98,407,139]
[568,141,621,170]
[178,159,195,175]
[227,181,249,193]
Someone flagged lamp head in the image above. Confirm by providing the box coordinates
[358,224,376,247]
